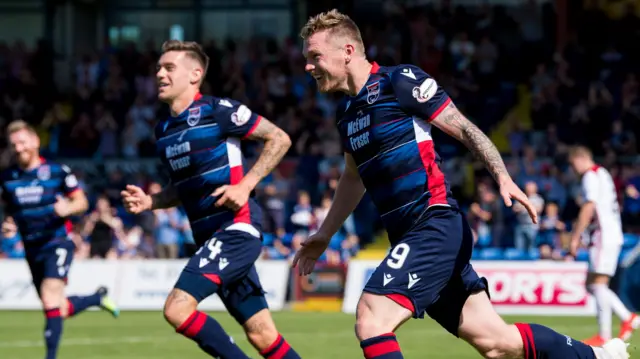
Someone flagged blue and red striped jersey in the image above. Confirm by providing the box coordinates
[155,94,263,246]
[0,158,81,249]
[336,62,457,243]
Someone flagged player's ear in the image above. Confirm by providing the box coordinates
[344,44,355,64]
[190,67,203,85]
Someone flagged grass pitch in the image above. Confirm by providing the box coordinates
[0,311,638,358]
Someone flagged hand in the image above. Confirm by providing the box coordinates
[121,185,152,214]
[212,184,251,211]
[499,179,538,224]
[569,236,581,258]
[292,231,331,276]
[53,195,72,218]
[2,217,17,238]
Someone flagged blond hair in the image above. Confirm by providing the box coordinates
[568,145,593,159]
[300,9,365,53]
[6,120,36,137]
[161,40,209,82]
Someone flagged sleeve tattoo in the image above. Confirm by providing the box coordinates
[436,103,509,182]
[150,184,181,210]
[245,118,292,184]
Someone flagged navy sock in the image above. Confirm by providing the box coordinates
[177,311,250,359]
[516,323,596,359]
[360,333,404,359]
[260,334,301,359]
[66,293,101,317]
[44,308,63,359]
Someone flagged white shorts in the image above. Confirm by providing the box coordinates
[588,242,622,277]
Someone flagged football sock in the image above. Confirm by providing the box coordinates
[177,311,250,359]
[66,293,101,318]
[516,323,596,358]
[605,286,633,322]
[260,334,301,359]
[590,284,613,339]
[44,308,63,359]
[360,333,404,359]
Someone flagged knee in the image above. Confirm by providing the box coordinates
[244,311,279,351]
[354,304,389,341]
[469,325,523,359]
[355,316,386,341]
[245,322,279,351]
[39,281,64,310]
[163,290,198,328]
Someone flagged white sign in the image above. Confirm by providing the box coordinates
[342,260,596,316]
[0,259,289,311]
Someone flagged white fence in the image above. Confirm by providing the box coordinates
[0,259,595,316]
[0,259,290,311]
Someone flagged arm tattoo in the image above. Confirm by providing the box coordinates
[438,103,509,182]
[151,184,181,210]
[245,118,292,184]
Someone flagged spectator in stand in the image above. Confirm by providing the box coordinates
[148,182,181,259]
[513,181,545,250]
[538,202,567,260]
[258,168,289,236]
[2,2,640,258]
[82,195,121,259]
[1,231,24,259]
[469,183,504,247]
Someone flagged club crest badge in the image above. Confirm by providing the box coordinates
[37,165,50,181]
[187,107,201,127]
[366,81,380,104]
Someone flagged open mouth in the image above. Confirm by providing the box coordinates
[158,83,169,90]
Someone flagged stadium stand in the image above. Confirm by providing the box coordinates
[0,0,639,267]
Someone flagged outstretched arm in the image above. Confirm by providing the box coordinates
[240,118,292,191]
[431,102,509,184]
[430,102,537,223]
[316,153,366,238]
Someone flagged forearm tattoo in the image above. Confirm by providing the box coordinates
[440,103,509,182]
[246,119,292,182]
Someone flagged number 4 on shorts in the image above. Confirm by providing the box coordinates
[198,238,223,268]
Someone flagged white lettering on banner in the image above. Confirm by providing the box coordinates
[342,260,597,316]
[480,270,586,305]
[0,260,289,311]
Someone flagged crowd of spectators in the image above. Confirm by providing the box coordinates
[1,2,640,262]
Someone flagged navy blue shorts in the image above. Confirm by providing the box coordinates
[363,207,488,336]
[25,239,75,290]
[174,228,268,325]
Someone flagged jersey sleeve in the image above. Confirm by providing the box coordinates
[216,98,263,139]
[61,164,81,196]
[390,65,452,121]
[581,172,598,203]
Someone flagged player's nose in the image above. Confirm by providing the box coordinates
[304,63,315,73]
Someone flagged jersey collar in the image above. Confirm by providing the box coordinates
[370,62,380,74]
[169,92,203,120]
[349,62,380,99]
[17,156,46,173]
